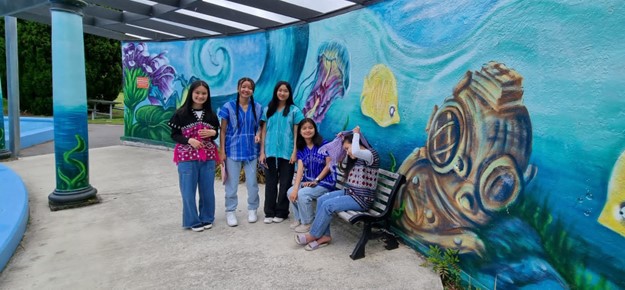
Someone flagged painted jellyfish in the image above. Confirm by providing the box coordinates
[394,62,536,255]
[301,41,350,123]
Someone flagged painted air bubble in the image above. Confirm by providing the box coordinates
[584,208,592,217]
[585,190,593,200]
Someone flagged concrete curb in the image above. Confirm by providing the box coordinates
[0,163,29,272]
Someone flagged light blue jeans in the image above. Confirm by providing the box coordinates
[309,189,364,238]
[287,185,331,224]
[177,160,215,228]
[224,157,259,212]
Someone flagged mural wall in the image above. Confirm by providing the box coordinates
[121,0,625,289]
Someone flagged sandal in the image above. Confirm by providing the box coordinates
[295,234,308,245]
[304,240,330,251]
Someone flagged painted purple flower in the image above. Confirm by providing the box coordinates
[123,42,176,108]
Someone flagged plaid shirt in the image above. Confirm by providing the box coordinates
[218,100,263,161]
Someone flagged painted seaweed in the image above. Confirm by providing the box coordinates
[56,134,88,190]
[509,192,613,290]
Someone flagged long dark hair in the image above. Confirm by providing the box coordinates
[178,80,213,118]
[296,118,323,150]
[266,81,294,118]
[235,77,258,130]
[338,133,365,177]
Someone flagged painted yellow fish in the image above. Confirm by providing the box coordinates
[598,150,625,238]
[361,64,400,127]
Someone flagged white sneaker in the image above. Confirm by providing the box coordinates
[289,220,301,229]
[294,224,311,233]
[248,210,258,223]
[263,217,273,224]
[226,211,238,227]
[272,217,285,223]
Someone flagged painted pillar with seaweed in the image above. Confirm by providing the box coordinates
[47,0,98,210]
[0,81,11,159]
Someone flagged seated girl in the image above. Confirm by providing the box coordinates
[294,126,379,250]
[287,118,336,233]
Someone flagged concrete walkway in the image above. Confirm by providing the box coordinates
[0,137,442,289]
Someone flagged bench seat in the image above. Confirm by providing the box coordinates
[335,168,406,260]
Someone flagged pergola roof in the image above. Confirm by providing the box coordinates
[0,0,374,41]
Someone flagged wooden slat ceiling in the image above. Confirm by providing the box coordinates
[2,0,373,41]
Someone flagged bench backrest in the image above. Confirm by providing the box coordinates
[335,168,405,217]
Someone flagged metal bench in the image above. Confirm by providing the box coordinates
[335,168,406,260]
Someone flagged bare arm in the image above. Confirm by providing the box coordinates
[219,119,228,162]
[318,156,333,181]
[289,159,305,202]
[290,124,299,164]
[259,122,267,164]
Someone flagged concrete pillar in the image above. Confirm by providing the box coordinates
[0,81,10,159]
[4,16,19,158]
[47,0,98,210]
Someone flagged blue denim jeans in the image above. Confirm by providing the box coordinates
[309,189,364,238]
[224,157,259,212]
[287,185,330,224]
[177,160,216,228]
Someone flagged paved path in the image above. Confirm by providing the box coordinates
[0,128,442,289]
[18,124,124,157]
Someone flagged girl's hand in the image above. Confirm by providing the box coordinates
[352,126,361,134]
[289,152,297,164]
[302,181,317,187]
[219,150,226,164]
[259,152,266,166]
[289,189,298,202]
[198,129,216,139]
[188,138,203,149]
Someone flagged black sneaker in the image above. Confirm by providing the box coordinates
[203,223,213,230]
[191,225,204,232]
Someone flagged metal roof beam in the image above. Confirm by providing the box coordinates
[101,22,176,40]
[159,11,244,35]
[131,17,211,38]
[0,0,47,16]
[227,0,321,20]
[12,11,132,41]
[87,0,151,16]
[84,5,123,22]
[182,1,282,28]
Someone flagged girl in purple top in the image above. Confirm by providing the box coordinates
[287,118,336,233]
[168,80,220,232]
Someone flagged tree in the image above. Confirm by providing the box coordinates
[0,20,121,115]
[84,33,122,102]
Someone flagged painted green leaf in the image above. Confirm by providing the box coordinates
[130,105,175,142]
[124,68,149,110]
